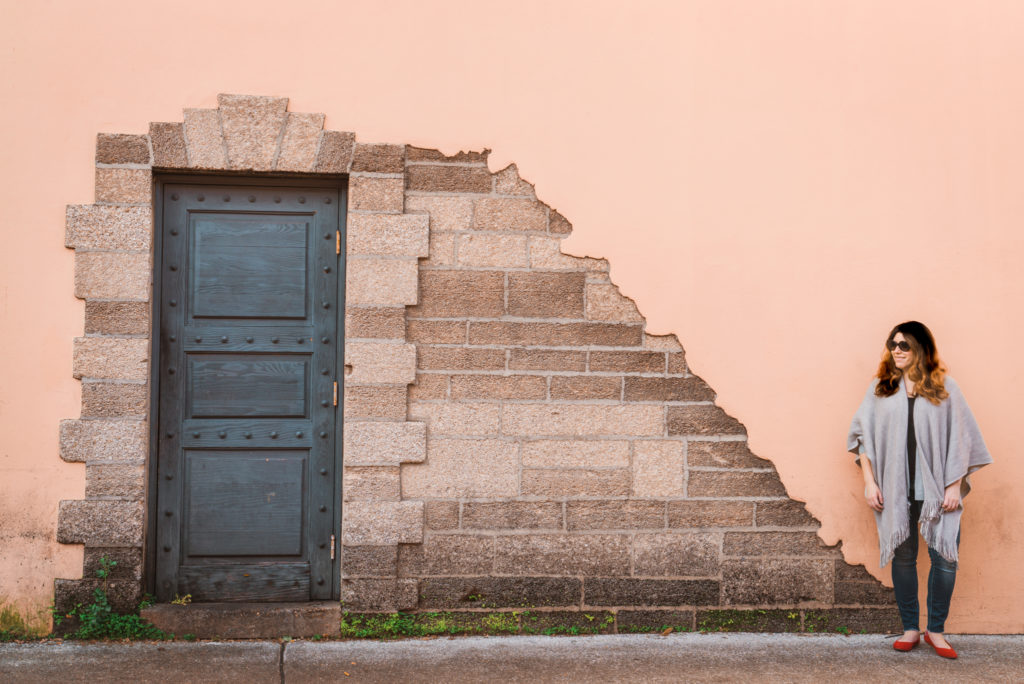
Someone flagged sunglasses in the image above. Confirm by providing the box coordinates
[886,340,912,352]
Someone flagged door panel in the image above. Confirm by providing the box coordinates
[155,182,341,602]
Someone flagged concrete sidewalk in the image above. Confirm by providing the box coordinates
[2,633,1022,683]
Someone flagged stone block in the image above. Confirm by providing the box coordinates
[350,176,404,212]
[344,385,407,420]
[666,406,746,436]
[343,421,425,466]
[450,374,546,400]
[216,93,288,171]
[632,441,685,497]
[275,112,325,172]
[346,307,406,340]
[424,501,460,530]
[586,283,643,322]
[507,271,586,318]
[643,333,683,352]
[617,610,695,632]
[346,257,419,306]
[425,230,456,266]
[54,578,141,615]
[84,301,150,335]
[57,500,145,545]
[549,376,622,400]
[633,533,721,577]
[408,373,449,400]
[401,439,516,498]
[566,501,665,530]
[182,108,227,169]
[80,380,148,417]
[95,168,151,204]
[721,559,834,605]
[74,251,150,300]
[341,578,418,611]
[834,580,894,606]
[549,209,573,234]
[503,403,663,437]
[589,351,666,373]
[408,270,505,318]
[835,560,877,581]
[342,501,424,545]
[493,534,631,576]
[347,213,429,257]
[65,204,152,251]
[584,578,719,607]
[142,602,341,639]
[509,349,587,372]
[406,321,466,345]
[528,236,607,270]
[406,146,489,163]
[755,500,819,527]
[462,502,563,530]
[398,535,495,576]
[521,439,630,468]
[695,609,801,633]
[343,466,401,501]
[83,546,143,580]
[84,463,145,499]
[351,143,405,173]
[724,532,835,557]
[417,346,505,371]
[804,608,901,633]
[687,441,771,468]
[405,165,492,193]
[667,352,687,374]
[73,337,149,381]
[342,546,398,577]
[624,377,716,402]
[667,501,755,528]
[149,122,188,168]
[520,610,615,635]
[416,576,581,610]
[60,419,147,463]
[408,402,502,436]
[313,130,355,173]
[404,196,474,232]
[96,133,150,165]
[456,233,529,268]
[493,164,535,197]
[472,198,547,232]
[469,321,643,347]
[522,469,630,498]
[344,341,417,385]
[688,471,787,498]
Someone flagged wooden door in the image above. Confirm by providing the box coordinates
[154,180,342,602]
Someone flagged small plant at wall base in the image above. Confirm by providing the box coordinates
[51,556,167,640]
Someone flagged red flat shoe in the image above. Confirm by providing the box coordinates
[924,632,958,659]
[893,635,920,652]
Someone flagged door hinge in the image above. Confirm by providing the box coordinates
[330,534,336,560]
[336,231,341,255]
[333,381,338,406]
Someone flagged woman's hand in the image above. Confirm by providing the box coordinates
[864,482,884,512]
[942,479,963,512]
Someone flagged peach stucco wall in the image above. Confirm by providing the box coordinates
[1,0,1021,631]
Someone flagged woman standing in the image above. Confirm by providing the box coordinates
[847,321,992,658]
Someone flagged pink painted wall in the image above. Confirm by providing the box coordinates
[1,0,1021,631]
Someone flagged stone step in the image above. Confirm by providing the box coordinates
[141,602,341,639]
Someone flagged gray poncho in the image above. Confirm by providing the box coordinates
[847,376,992,567]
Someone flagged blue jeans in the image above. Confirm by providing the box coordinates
[891,500,960,633]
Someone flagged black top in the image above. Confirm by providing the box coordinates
[907,395,921,502]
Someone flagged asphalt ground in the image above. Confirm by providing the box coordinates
[2,633,1022,683]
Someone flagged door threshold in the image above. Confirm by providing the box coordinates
[141,601,340,639]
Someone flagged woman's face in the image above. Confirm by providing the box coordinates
[890,332,914,371]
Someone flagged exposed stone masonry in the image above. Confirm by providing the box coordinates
[57,94,897,633]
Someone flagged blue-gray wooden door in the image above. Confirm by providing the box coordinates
[155,182,342,602]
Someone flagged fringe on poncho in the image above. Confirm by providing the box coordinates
[847,376,992,567]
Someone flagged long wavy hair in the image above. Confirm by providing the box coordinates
[875,321,949,405]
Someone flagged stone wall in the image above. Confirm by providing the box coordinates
[57,94,898,633]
